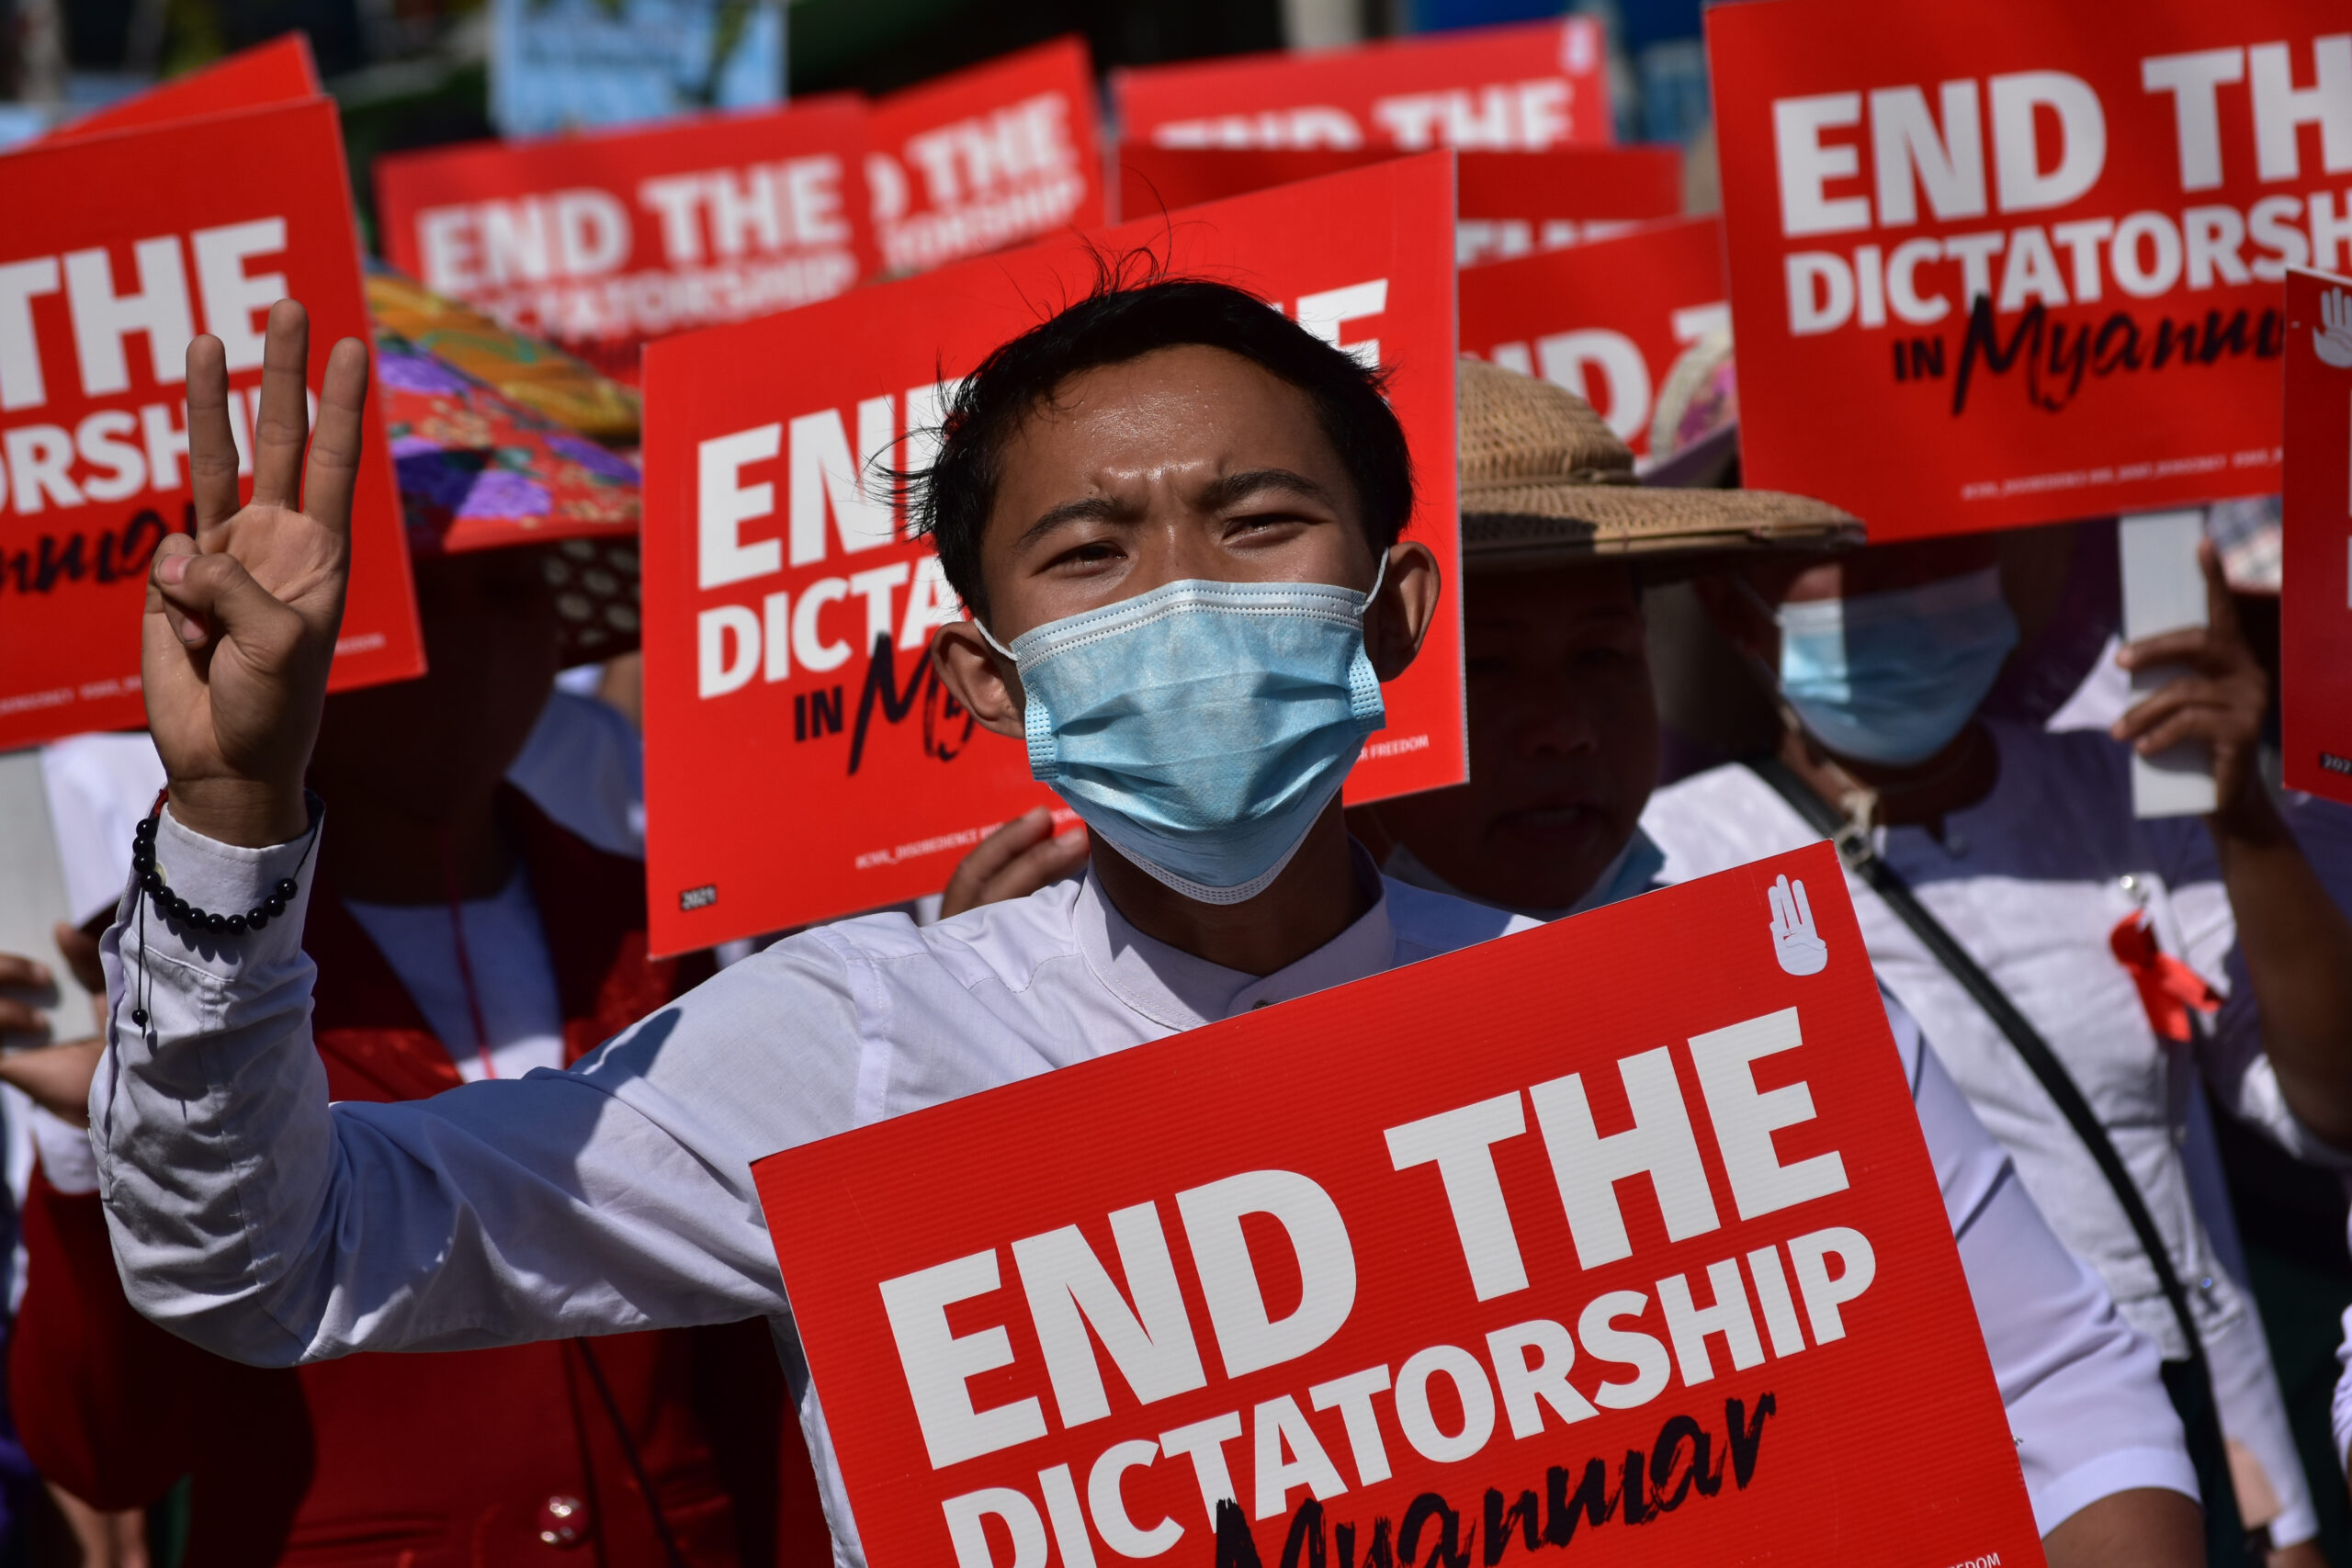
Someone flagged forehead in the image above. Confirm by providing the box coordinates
[995,344,1341,486]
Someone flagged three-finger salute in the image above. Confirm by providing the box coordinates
[143,299,369,849]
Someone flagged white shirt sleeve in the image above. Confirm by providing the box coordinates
[1890,992,2201,1532]
[92,803,856,1365]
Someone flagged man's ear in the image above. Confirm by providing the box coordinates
[932,621,1026,739]
[1367,542,1442,682]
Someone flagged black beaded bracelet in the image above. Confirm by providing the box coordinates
[127,795,321,1029]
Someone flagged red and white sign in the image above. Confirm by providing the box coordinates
[1114,19,1610,155]
[1710,0,2351,539]
[2282,265,2352,806]
[374,96,873,384]
[47,35,321,144]
[1462,217,1727,458]
[0,100,419,750]
[755,845,2044,1566]
[639,155,1462,953]
[1116,145,1682,267]
[867,38,1106,277]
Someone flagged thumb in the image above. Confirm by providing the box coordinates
[153,547,304,662]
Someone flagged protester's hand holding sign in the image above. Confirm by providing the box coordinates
[2112,539,2269,822]
[141,303,370,850]
[939,809,1091,919]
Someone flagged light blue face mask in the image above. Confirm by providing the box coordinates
[1767,565,2019,767]
[978,559,1387,905]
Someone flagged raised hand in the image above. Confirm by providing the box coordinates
[144,300,369,848]
[2112,539,2269,830]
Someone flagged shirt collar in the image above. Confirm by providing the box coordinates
[1073,845,1398,1031]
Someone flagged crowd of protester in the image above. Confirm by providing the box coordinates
[3,49,2352,1568]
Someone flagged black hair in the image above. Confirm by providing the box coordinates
[900,261,1415,626]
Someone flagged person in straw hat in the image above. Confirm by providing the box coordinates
[1353,355,2206,1565]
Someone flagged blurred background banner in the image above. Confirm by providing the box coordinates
[488,0,785,137]
[1114,16,1611,152]
[864,37,1103,277]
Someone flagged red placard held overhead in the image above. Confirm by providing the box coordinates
[866,38,1106,277]
[1462,216,1727,459]
[1117,144,1682,265]
[2282,266,2352,806]
[1114,18,1610,155]
[755,845,2045,1565]
[374,96,873,384]
[639,155,1462,953]
[0,100,419,750]
[1709,0,2351,540]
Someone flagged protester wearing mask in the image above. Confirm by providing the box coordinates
[1279,358,2203,1565]
[69,279,1499,1562]
[9,322,815,1562]
[1636,510,2352,1563]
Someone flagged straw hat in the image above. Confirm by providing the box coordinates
[1456,355,1859,567]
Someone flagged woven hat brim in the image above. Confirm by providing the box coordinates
[1460,481,1860,567]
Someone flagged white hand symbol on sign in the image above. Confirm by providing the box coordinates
[1769,874,1829,976]
[2316,288,2352,368]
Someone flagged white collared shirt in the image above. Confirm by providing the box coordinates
[93,807,2188,1560]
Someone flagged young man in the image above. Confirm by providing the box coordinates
[1635,516,2352,1563]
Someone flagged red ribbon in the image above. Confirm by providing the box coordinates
[2109,910,2222,1043]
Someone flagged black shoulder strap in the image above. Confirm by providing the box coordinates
[1745,755,2255,1559]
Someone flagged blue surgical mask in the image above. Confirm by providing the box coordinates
[978,561,1387,905]
[1767,566,2019,767]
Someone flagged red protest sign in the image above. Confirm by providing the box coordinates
[374,96,873,384]
[867,38,1106,277]
[1114,19,1610,155]
[1710,0,2352,539]
[0,100,418,750]
[753,844,2043,1565]
[1462,217,1727,459]
[639,155,1462,953]
[47,35,321,143]
[1116,146,1682,266]
[2282,266,2352,805]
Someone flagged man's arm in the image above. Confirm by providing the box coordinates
[2116,541,2352,1149]
[96,805,862,1362]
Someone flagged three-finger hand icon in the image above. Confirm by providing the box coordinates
[1770,874,1829,976]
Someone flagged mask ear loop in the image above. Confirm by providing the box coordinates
[972,614,1018,664]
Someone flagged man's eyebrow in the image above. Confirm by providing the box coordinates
[1195,468,1341,513]
[1014,493,1136,549]
[1012,468,1340,550]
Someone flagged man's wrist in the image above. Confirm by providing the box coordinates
[163,777,311,849]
